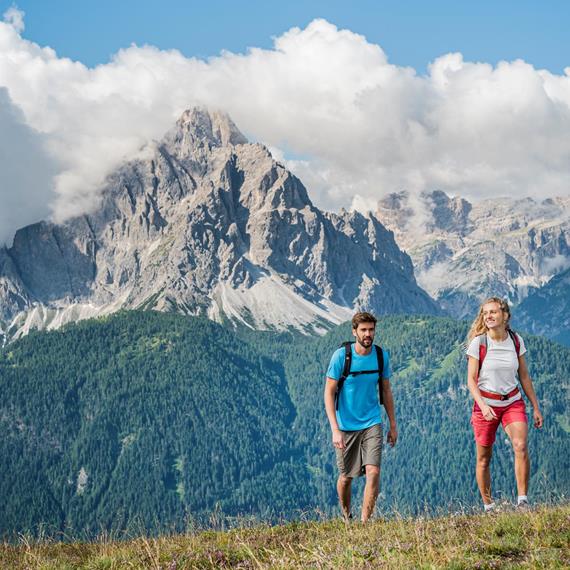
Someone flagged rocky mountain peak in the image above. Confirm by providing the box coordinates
[165,107,248,157]
[425,190,472,234]
[378,191,409,212]
[0,108,440,340]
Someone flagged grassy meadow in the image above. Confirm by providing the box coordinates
[2,504,568,569]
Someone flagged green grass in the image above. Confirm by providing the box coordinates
[2,505,568,569]
[431,346,462,381]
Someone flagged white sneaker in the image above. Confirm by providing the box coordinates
[516,499,530,510]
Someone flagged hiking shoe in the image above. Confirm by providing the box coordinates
[516,499,530,510]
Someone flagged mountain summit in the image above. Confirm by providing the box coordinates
[168,107,249,150]
[0,108,438,340]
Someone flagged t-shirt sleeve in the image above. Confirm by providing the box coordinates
[382,348,391,379]
[466,337,481,360]
[326,347,344,381]
[516,334,527,357]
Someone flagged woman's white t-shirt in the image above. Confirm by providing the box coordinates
[466,333,526,407]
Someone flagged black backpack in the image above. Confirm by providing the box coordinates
[334,341,384,411]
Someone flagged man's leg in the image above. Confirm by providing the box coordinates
[337,475,352,520]
[361,464,380,523]
[476,444,494,504]
[504,421,529,497]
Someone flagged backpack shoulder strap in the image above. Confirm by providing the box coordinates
[335,342,353,410]
[477,334,487,378]
[375,344,384,406]
[507,329,521,374]
[507,329,521,357]
[341,341,353,380]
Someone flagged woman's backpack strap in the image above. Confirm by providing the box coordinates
[507,329,521,357]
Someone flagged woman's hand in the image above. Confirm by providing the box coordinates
[480,403,498,421]
[533,407,544,428]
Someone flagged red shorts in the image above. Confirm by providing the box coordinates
[471,399,527,446]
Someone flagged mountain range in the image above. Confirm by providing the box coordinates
[1,108,568,343]
[0,108,438,342]
[376,190,570,331]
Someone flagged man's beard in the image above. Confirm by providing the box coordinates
[356,333,374,348]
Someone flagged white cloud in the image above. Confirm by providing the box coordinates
[0,16,570,246]
[541,254,570,277]
[2,5,24,33]
[0,87,55,244]
[415,261,462,298]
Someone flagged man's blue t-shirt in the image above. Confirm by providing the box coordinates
[326,344,391,432]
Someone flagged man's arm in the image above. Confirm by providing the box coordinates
[381,379,398,446]
[324,378,345,449]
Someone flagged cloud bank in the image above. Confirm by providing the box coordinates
[1,9,570,245]
[0,87,55,239]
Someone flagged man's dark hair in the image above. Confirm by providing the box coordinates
[351,311,377,329]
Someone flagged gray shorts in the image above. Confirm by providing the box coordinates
[336,423,383,478]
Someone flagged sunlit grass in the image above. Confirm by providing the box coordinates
[2,504,568,569]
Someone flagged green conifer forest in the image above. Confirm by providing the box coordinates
[1,312,568,538]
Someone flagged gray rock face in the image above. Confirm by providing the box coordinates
[376,191,570,319]
[0,108,439,339]
[514,267,570,345]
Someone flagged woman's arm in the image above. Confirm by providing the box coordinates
[467,356,497,420]
[517,354,544,428]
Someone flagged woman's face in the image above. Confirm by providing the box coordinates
[482,302,507,330]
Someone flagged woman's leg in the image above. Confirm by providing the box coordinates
[504,421,529,496]
[476,443,494,504]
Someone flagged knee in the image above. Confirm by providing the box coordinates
[338,475,352,487]
[366,465,380,482]
[511,439,528,455]
[477,455,492,469]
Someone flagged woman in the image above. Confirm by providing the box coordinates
[466,297,543,511]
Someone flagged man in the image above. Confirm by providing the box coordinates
[324,312,397,523]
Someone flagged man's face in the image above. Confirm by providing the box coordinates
[353,322,376,348]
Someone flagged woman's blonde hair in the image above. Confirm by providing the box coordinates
[467,297,512,342]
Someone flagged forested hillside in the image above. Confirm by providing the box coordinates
[1,311,568,538]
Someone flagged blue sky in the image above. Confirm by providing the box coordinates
[2,0,569,73]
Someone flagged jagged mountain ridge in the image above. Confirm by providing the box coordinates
[0,108,438,340]
[514,266,570,345]
[376,190,570,319]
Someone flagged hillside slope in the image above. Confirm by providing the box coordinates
[2,506,569,569]
[1,311,568,538]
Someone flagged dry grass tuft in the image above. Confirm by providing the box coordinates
[1,504,568,569]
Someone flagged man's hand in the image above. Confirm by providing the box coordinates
[533,407,544,428]
[332,428,345,450]
[387,425,398,447]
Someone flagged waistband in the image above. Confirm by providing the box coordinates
[479,386,520,401]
